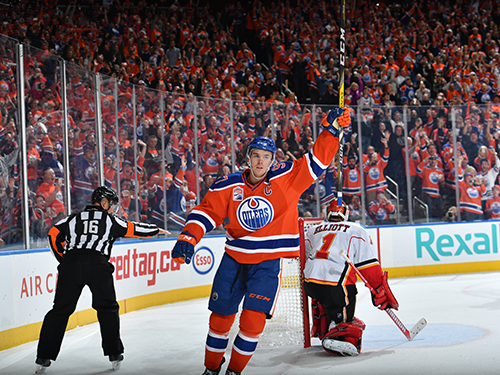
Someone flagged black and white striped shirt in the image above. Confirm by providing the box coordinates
[48,205,160,262]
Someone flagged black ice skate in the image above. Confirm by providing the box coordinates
[109,354,124,370]
[34,358,51,374]
[202,357,225,375]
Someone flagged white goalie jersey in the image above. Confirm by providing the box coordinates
[303,221,382,287]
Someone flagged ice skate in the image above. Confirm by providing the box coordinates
[109,354,124,370]
[202,357,225,375]
[322,338,359,356]
[35,358,50,374]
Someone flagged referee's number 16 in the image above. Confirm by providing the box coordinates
[83,219,99,234]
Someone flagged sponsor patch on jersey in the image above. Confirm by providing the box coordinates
[233,187,243,201]
[237,196,274,231]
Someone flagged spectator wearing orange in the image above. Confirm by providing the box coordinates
[36,167,65,216]
[417,155,445,219]
[342,152,361,203]
[363,135,389,204]
[459,167,487,221]
[368,189,396,225]
[485,185,500,219]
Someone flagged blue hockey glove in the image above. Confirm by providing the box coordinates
[321,107,353,136]
[172,232,196,265]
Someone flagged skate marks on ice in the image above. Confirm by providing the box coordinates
[362,323,485,350]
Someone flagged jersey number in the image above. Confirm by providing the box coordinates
[315,233,337,259]
[83,219,99,234]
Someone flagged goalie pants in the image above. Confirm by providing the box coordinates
[303,281,358,325]
[37,251,124,360]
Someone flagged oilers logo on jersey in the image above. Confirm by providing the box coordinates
[206,155,220,167]
[237,197,274,231]
[368,167,380,180]
[467,187,480,199]
[375,207,388,221]
[429,171,440,184]
[85,166,96,180]
[349,169,358,182]
[490,201,500,215]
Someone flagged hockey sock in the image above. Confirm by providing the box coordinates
[228,309,266,373]
[204,312,236,370]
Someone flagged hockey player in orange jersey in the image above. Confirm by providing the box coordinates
[171,108,352,375]
[303,200,398,356]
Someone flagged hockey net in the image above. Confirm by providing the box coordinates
[230,217,324,348]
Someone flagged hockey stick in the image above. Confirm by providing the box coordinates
[337,0,346,206]
[339,250,427,341]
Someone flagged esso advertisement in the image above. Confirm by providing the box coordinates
[192,246,215,275]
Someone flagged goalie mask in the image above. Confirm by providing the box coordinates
[327,200,349,222]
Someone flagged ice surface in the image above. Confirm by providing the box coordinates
[1,272,500,375]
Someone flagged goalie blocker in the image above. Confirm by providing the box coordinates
[302,201,398,356]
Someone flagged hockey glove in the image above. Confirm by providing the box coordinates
[320,107,353,137]
[372,271,399,310]
[172,232,196,265]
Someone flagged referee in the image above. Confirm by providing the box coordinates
[35,186,169,373]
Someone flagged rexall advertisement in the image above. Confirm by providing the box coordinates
[378,221,500,276]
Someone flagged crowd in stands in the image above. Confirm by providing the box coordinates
[3,0,500,246]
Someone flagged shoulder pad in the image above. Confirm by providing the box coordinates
[211,172,244,190]
[268,161,293,178]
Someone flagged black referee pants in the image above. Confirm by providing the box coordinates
[37,251,123,360]
[303,281,358,325]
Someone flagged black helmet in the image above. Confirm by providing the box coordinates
[91,186,119,206]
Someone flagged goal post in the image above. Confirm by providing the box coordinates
[298,217,325,348]
[229,217,324,348]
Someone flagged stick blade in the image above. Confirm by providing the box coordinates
[409,318,427,340]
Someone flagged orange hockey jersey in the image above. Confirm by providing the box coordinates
[342,155,361,196]
[181,130,339,264]
[363,148,389,193]
[459,180,486,215]
[416,161,444,198]
[485,196,500,218]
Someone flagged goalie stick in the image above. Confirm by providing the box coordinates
[336,0,346,206]
[339,250,427,341]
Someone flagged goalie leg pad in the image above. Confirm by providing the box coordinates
[311,299,329,339]
[323,320,364,354]
[322,338,359,356]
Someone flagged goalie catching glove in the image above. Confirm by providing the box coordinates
[321,107,353,137]
[372,271,399,310]
[172,232,196,265]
